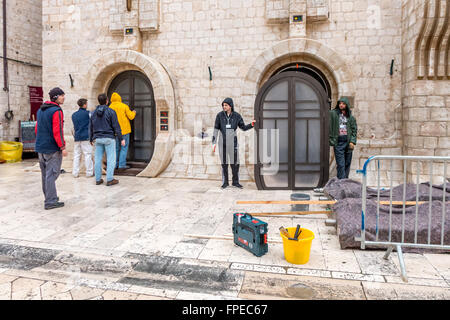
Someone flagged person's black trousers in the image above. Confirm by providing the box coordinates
[334,135,353,179]
[219,139,240,185]
[221,164,240,185]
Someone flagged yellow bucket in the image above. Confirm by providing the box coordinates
[0,141,23,163]
[280,227,314,265]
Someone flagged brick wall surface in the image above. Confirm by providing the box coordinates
[38,0,448,185]
[0,0,42,141]
[401,0,449,184]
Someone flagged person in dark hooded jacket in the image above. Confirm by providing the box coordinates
[329,97,357,179]
[212,98,255,189]
[90,93,125,186]
[35,87,68,210]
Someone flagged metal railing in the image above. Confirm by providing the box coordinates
[355,155,449,282]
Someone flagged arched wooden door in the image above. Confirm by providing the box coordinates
[255,72,329,190]
[107,70,156,163]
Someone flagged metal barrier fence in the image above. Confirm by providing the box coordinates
[355,155,449,282]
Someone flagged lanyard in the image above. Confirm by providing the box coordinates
[224,111,232,125]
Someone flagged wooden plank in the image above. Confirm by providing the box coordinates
[250,211,330,216]
[237,200,336,205]
[237,200,442,206]
[184,234,232,241]
[382,201,429,205]
[184,234,283,244]
[223,234,283,244]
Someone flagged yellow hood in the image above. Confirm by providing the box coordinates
[108,92,136,135]
[111,92,122,103]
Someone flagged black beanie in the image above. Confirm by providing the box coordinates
[222,97,234,112]
[49,87,65,101]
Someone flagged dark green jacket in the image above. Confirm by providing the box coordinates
[329,97,357,147]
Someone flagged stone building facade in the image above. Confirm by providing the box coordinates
[401,0,449,183]
[0,0,42,141]
[41,0,449,189]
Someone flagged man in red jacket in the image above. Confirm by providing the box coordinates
[35,87,68,210]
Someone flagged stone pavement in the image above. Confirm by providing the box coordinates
[0,160,449,300]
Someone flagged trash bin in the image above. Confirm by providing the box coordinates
[280,227,314,265]
[0,141,23,163]
[290,193,310,211]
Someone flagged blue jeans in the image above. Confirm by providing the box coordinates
[334,135,353,179]
[116,133,130,168]
[95,138,116,182]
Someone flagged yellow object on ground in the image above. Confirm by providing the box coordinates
[280,227,314,264]
[0,141,23,163]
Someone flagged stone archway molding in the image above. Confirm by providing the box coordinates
[86,49,176,178]
[243,38,356,98]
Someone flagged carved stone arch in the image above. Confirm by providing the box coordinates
[86,50,176,177]
[241,38,356,182]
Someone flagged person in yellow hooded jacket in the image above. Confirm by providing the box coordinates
[109,92,136,169]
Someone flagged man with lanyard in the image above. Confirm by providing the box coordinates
[212,98,255,189]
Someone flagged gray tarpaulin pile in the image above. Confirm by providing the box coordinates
[323,178,450,251]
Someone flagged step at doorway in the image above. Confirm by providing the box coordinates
[114,161,147,177]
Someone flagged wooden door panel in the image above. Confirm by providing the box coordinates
[107,71,155,163]
[255,72,329,190]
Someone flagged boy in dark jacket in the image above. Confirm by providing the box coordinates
[71,98,93,178]
[35,87,67,210]
[212,98,255,189]
[90,93,125,186]
[329,97,357,179]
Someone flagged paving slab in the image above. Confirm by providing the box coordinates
[0,243,61,271]
[286,268,332,278]
[423,253,450,280]
[102,290,139,300]
[362,281,450,300]
[4,268,73,285]
[118,254,244,298]
[40,281,74,300]
[323,249,361,273]
[331,271,385,282]
[135,294,171,300]
[390,252,443,280]
[168,242,206,259]
[353,250,401,276]
[384,275,449,288]
[239,271,366,300]
[11,278,44,300]
[0,282,12,300]
[0,274,17,284]
[69,285,106,300]
[176,291,242,300]
[0,161,449,299]
[126,285,179,299]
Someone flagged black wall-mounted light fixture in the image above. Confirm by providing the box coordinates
[390,59,395,76]
[69,74,74,87]
[4,110,13,120]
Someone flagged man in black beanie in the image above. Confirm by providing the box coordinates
[35,87,67,210]
[212,98,255,189]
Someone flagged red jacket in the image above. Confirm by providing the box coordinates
[35,101,66,151]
